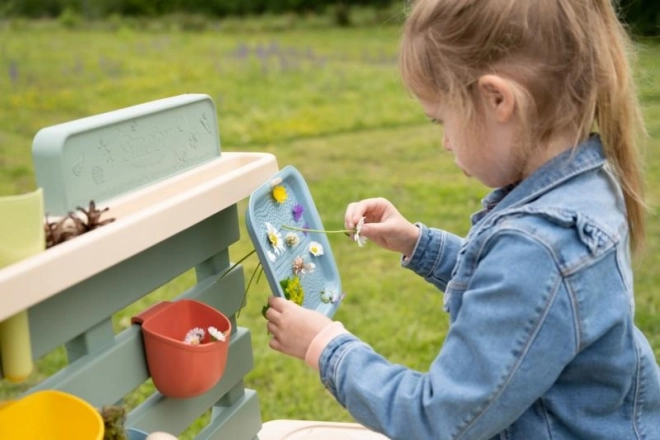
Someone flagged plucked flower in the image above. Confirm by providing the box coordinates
[265,222,285,255]
[272,185,288,204]
[354,216,367,247]
[320,290,346,304]
[292,204,304,222]
[308,241,324,256]
[184,327,205,344]
[267,250,277,262]
[292,255,316,275]
[285,232,300,247]
[280,276,305,305]
[208,326,226,342]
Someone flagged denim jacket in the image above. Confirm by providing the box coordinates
[318,136,660,439]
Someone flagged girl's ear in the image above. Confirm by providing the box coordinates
[477,75,515,123]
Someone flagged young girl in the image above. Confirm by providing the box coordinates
[264,0,660,438]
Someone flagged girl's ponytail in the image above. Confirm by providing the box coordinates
[591,0,646,254]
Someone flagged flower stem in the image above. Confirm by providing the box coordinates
[220,248,257,280]
[238,261,262,318]
[281,225,354,234]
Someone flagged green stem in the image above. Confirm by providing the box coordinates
[256,265,265,284]
[281,225,354,234]
[219,248,257,280]
[238,260,262,318]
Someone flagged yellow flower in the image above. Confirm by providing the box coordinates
[280,276,305,306]
[272,185,288,204]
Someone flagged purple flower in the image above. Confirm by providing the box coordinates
[301,222,310,235]
[292,204,304,222]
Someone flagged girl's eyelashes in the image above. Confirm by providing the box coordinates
[428,117,442,125]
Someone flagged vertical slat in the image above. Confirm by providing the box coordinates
[216,381,247,407]
[195,390,262,440]
[65,318,115,362]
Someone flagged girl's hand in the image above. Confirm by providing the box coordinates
[265,296,333,360]
[345,197,420,257]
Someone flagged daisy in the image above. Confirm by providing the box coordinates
[354,216,367,247]
[265,222,285,255]
[285,232,300,247]
[184,327,205,345]
[267,250,277,263]
[308,241,324,256]
[208,326,226,342]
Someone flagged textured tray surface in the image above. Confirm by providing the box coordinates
[246,166,342,317]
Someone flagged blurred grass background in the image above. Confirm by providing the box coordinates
[0,16,659,438]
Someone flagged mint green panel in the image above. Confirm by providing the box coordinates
[32,94,221,216]
[197,390,262,440]
[24,206,238,362]
[127,329,255,435]
[30,326,253,411]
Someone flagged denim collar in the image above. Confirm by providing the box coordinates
[472,135,606,225]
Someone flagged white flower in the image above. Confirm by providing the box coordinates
[354,216,367,247]
[308,241,324,256]
[320,290,345,304]
[184,327,205,344]
[267,250,277,263]
[292,256,316,275]
[208,326,226,342]
[285,232,300,247]
[331,292,346,303]
[265,222,285,255]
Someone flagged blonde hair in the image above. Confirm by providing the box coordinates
[400,0,647,254]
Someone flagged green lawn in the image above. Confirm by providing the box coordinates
[0,21,659,438]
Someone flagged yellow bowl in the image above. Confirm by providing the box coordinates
[0,390,103,440]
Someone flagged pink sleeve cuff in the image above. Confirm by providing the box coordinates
[304,321,349,371]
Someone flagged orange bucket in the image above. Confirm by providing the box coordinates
[132,299,231,399]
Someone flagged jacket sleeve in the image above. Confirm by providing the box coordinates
[318,229,579,440]
[401,223,465,292]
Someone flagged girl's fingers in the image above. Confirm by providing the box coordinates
[344,202,361,229]
[265,299,283,325]
[268,295,288,311]
[268,337,281,352]
[345,200,375,229]
[266,321,278,335]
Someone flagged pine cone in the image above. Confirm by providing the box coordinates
[44,200,115,248]
[76,200,115,231]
